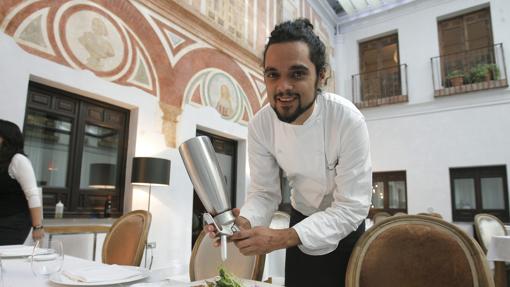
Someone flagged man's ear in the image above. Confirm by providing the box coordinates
[319,68,326,81]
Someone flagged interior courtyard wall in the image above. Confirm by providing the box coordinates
[334,0,510,231]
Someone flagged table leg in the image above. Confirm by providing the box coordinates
[48,234,53,248]
[494,261,507,287]
[93,233,97,261]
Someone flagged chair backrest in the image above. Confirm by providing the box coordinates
[263,211,291,282]
[346,215,494,287]
[372,211,391,225]
[190,230,265,281]
[102,210,151,266]
[417,212,443,219]
[474,213,507,253]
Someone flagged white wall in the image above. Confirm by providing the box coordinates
[0,31,250,275]
[334,0,510,230]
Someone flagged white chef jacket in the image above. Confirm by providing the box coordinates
[8,153,41,208]
[240,92,372,255]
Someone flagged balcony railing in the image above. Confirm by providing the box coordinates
[352,64,408,108]
[431,43,508,97]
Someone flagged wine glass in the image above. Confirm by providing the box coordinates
[0,256,4,287]
[31,239,64,277]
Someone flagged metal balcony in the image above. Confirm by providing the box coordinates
[431,43,508,97]
[352,64,408,108]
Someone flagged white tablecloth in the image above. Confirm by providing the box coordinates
[1,255,177,287]
[1,255,281,286]
[487,235,510,262]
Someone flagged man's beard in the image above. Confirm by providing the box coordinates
[272,90,318,123]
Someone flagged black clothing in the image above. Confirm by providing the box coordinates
[0,167,31,245]
[285,208,365,287]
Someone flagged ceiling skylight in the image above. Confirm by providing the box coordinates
[337,0,393,14]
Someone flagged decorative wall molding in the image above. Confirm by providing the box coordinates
[159,101,183,148]
[139,0,262,70]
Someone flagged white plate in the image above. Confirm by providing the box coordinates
[0,245,49,258]
[241,279,281,287]
[130,278,281,287]
[49,269,150,286]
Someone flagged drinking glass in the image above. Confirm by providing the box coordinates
[31,240,64,277]
[0,256,4,287]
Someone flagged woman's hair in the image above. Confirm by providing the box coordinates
[0,119,25,172]
[263,18,327,77]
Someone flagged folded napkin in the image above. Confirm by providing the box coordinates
[0,245,48,257]
[63,264,143,283]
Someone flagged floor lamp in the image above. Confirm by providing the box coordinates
[131,157,171,268]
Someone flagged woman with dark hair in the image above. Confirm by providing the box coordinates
[0,119,44,245]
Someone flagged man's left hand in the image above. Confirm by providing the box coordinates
[231,227,300,255]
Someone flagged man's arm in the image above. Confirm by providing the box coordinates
[239,118,282,228]
[231,226,300,255]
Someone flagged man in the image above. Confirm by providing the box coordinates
[207,18,372,286]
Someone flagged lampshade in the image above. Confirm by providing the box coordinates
[89,163,116,189]
[131,157,170,186]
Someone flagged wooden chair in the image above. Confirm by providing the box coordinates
[474,213,507,253]
[263,211,290,284]
[417,212,443,219]
[372,211,391,225]
[474,213,509,287]
[346,215,494,287]
[190,230,265,281]
[102,210,151,266]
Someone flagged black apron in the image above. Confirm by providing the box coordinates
[285,208,365,287]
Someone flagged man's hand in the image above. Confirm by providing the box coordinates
[230,227,301,256]
[202,208,252,247]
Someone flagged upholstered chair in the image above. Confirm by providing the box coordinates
[346,215,494,287]
[102,210,151,266]
[190,230,265,281]
[262,211,291,284]
[474,213,507,253]
[417,212,443,219]
[372,211,391,225]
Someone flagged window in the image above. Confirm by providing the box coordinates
[191,130,237,246]
[438,8,495,85]
[450,165,508,222]
[354,33,407,108]
[23,82,129,218]
[359,34,402,100]
[370,171,407,217]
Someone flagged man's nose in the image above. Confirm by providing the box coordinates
[275,78,293,94]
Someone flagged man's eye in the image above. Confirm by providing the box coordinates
[292,71,305,79]
[264,72,278,79]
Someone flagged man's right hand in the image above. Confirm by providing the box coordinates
[203,207,251,247]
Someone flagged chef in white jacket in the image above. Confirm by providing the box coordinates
[207,18,372,287]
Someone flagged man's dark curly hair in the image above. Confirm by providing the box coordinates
[263,18,327,77]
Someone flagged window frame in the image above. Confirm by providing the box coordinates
[369,171,408,217]
[24,82,129,218]
[450,165,509,222]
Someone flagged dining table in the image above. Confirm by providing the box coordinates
[486,235,510,287]
[0,250,280,287]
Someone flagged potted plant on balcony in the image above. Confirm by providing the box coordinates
[469,64,489,83]
[486,63,500,80]
[469,63,500,83]
[447,70,464,87]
